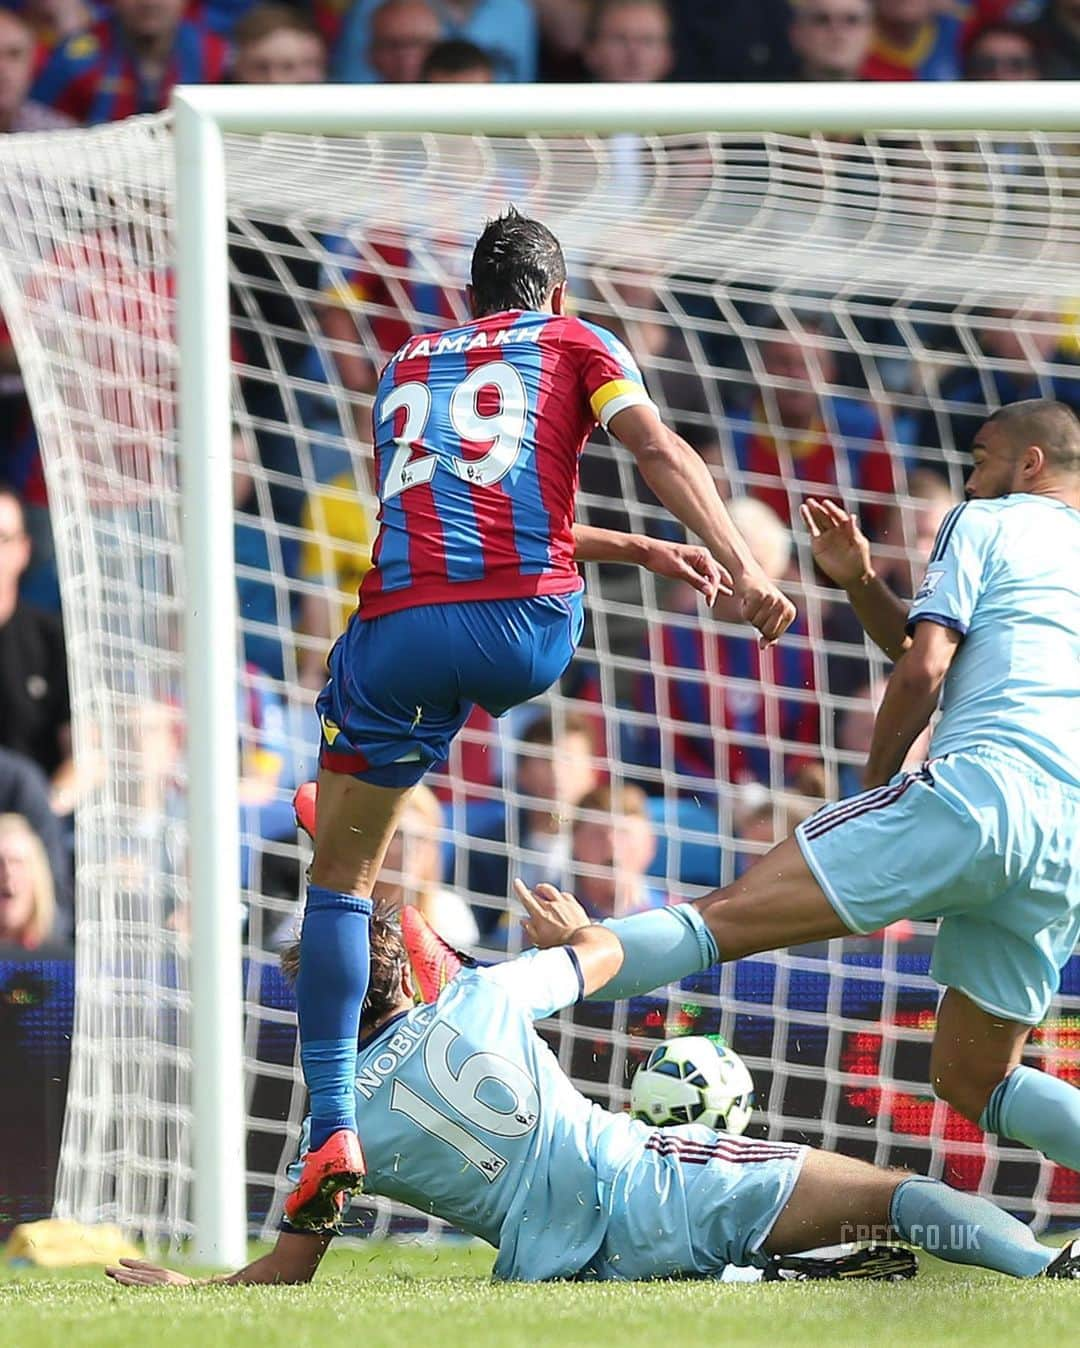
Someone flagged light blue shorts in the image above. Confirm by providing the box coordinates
[580,1128,807,1279]
[797,747,1080,1025]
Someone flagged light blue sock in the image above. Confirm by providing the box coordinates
[890,1176,1053,1278]
[587,904,718,1002]
[296,884,373,1152]
[980,1065,1080,1172]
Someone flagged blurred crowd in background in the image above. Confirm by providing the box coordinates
[2,0,1078,958]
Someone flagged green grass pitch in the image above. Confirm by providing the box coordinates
[3,1241,1079,1348]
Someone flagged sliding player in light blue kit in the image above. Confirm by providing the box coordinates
[107,888,1080,1288]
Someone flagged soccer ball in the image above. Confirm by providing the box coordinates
[630,1035,755,1135]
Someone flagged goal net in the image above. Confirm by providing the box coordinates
[2,108,1079,1253]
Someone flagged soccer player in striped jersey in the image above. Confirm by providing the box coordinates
[287,209,796,1229]
[107,891,1080,1287]
[690,398,1080,1192]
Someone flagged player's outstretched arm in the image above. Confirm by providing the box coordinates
[105,1231,332,1288]
[864,620,961,788]
[513,880,623,996]
[606,405,795,646]
[801,499,911,661]
[571,523,733,604]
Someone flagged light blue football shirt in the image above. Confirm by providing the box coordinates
[907,495,1080,787]
[299,949,644,1282]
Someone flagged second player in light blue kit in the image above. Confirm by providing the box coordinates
[695,398,1080,1182]
[107,889,1079,1288]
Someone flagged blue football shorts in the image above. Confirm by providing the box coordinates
[316,591,585,787]
[580,1128,807,1279]
[796,746,1080,1024]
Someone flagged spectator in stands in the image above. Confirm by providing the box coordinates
[570,784,662,919]
[19,0,99,61]
[422,35,494,80]
[231,3,327,82]
[584,0,674,83]
[811,471,956,696]
[730,318,900,538]
[333,0,536,84]
[630,497,818,794]
[367,0,442,81]
[1033,0,1080,77]
[375,785,478,947]
[789,0,874,81]
[963,20,1043,76]
[921,306,1080,459]
[467,712,599,916]
[0,813,57,952]
[0,8,73,132]
[296,469,374,689]
[668,0,797,81]
[0,488,76,817]
[31,0,228,124]
[534,0,589,80]
[0,11,69,608]
[0,747,70,939]
[228,6,329,531]
[233,430,298,683]
[862,0,963,79]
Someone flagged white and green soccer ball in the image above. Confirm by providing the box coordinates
[630,1035,755,1135]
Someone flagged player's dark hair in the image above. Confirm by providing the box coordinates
[279,901,409,1033]
[470,208,567,317]
[422,37,495,80]
[983,398,1080,474]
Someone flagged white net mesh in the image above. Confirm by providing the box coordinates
[2,113,1080,1246]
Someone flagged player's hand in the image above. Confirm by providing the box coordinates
[639,539,733,605]
[514,879,592,949]
[105,1258,195,1287]
[800,497,873,590]
[737,571,796,648]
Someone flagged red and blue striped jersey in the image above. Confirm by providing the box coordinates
[31,15,228,125]
[358,309,654,619]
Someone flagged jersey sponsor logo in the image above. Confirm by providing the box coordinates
[914,565,945,602]
[355,1004,436,1100]
[67,33,98,57]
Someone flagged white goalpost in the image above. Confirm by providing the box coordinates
[2,81,1080,1269]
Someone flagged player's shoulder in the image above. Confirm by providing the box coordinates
[558,314,636,362]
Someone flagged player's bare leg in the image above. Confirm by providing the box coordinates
[694,836,850,959]
[765,1148,1057,1278]
[307,768,413,896]
[928,988,1080,1183]
[930,988,1031,1124]
[285,768,414,1231]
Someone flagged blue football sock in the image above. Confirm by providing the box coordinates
[587,904,718,1002]
[296,884,373,1152]
[890,1176,1053,1278]
[980,1065,1080,1173]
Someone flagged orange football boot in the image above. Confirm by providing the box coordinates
[400,904,478,1004]
[283,1128,366,1232]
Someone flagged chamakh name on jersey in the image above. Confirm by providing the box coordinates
[907,495,1080,787]
[357,310,655,619]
